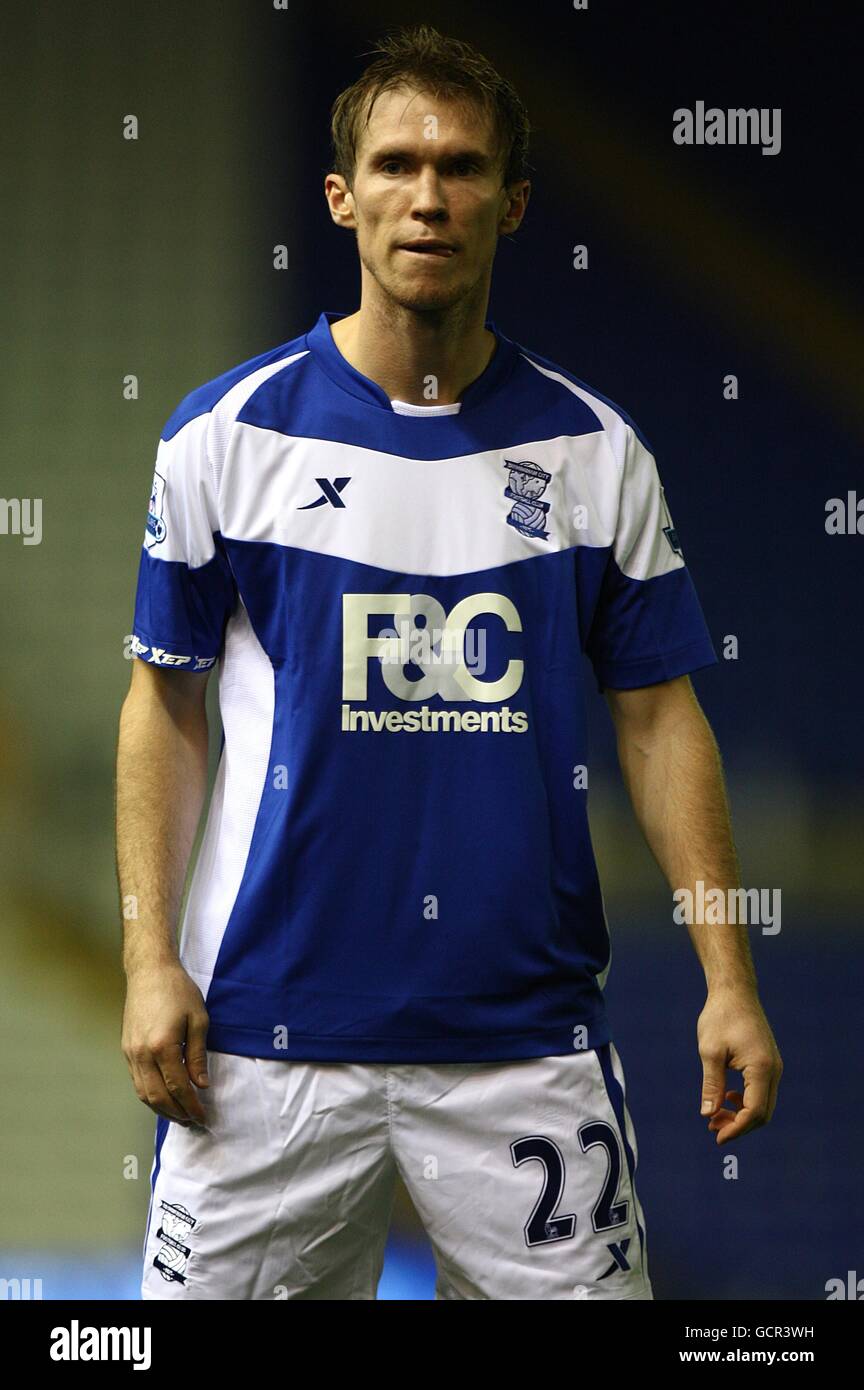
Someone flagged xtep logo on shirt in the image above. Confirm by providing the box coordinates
[341,592,528,733]
[297,477,352,509]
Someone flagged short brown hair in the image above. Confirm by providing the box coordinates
[330,23,531,191]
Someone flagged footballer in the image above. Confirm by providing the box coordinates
[116,24,782,1300]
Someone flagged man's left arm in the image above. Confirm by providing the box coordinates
[604,673,783,1145]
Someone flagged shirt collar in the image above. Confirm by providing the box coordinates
[306,309,519,413]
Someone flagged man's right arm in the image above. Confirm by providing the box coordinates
[115,658,213,1126]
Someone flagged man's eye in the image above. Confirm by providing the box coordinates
[379,159,478,175]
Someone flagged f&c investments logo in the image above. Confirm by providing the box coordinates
[341,591,528,734]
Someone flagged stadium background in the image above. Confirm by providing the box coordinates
[0,0,860,1299]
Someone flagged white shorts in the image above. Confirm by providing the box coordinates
[141,1042,653,1301]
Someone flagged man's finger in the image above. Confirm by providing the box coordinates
[712,1067,772,1143]
[764,1060,782,1124]
[712,1105,761,1143]
[707,1106,739,1135]
[134,1053,192,1124]
[699,1049,729,1115]
[740,1061,772,1125]
[184,1010,210,1090]
[152,1042,208,1125]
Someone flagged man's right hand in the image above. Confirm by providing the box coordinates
[122,957,211,1126]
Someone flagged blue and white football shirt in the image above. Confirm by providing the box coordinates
[131,310,717,1063]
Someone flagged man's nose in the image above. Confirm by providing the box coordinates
[410,169,447,214]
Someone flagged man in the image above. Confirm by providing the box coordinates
[117,24,782,1301]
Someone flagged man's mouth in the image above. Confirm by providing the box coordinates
[398,241,458,258]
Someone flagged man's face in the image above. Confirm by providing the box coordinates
[335,85,528,313]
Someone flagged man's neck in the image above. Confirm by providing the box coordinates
[329,302,497,407]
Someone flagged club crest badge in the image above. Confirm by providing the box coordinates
[145,471,167,548]
[503,459,552,540]
[152,1201,198,1284]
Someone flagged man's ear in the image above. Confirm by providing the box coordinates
[324,174,356,228]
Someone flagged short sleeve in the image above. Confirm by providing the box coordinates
[585,425,717,691]
[130,410,237,672]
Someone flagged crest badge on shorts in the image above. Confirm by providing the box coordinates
[152,1200,198,1284]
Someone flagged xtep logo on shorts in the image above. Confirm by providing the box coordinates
[599,1237,633,1279]
[341,592,528,733]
